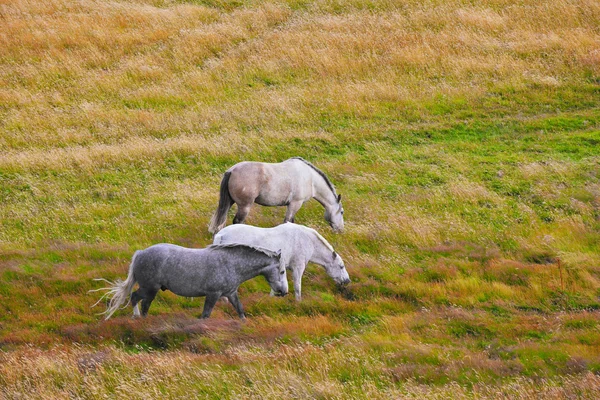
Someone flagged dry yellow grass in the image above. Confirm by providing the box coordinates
[1,344,600,399]
[1,0,600,397]
[2,0,599,153]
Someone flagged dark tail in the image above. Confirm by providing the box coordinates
[208,171,233,234]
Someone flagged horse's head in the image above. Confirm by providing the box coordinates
[325,250,350,286]
[325,194,344,232]
[265,250,289,297]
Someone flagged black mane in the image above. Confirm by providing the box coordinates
[291,157,338,199]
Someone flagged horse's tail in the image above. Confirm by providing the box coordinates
[208,171,233,234]
[90,251,139,320]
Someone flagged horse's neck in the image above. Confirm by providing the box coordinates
[308,169,336,207]
[307,232,331,267]
[233,255,271,280]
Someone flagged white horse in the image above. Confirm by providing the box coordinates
[208,157,344,234]
[214,223,350,301]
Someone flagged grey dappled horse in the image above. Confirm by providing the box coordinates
[208,157,344,234]
[214,223,350,301]
[92,243,288,320]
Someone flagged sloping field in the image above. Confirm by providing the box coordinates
[1,0,599,397]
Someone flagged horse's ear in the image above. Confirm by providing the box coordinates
[277,251,287,273]
[275,249,282,258]
[337,194,342,202]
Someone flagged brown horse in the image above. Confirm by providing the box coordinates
[208,157,344,234]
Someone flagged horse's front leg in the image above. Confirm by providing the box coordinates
[292,264,305,301]
[284,201,303,223]
[226,291,246,320]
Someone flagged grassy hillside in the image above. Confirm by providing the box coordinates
[1,0,599,397]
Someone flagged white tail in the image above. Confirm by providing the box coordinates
[90,251,139,320]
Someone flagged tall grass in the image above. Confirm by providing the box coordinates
[1,0,599,396]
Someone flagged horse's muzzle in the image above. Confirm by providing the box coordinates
[275,290,288,297]
[338,278,351,286]
[330,224,344,233]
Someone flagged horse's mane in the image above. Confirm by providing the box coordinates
[294,224,335,253]
[208,243,281,259]
[290,157,338,199]
[312,230,335,253]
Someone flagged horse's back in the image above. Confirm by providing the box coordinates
[218,222,308,239]
[215,224,275,248]
[226,158,313,206]
[138,244,216,275]
[215,223,310,263]
[138,243,252,271]
[229,158,300,171]
[139,243,194,260]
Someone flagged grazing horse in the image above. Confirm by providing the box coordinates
[208,157,344,234]
[214,223,350,301]
[92,243,288,320]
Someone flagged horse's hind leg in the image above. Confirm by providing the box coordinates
[140,289,158,317]
[233,203,252,225]
[131,290,143,317]
[131,287,158,317]
[201,293,221,319]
